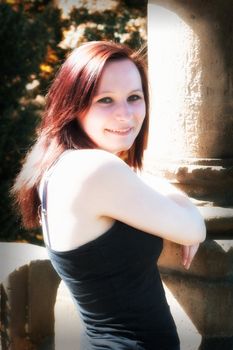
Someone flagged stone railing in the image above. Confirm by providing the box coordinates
[0,243,60,350]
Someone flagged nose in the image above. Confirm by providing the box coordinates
[114,101,133,121]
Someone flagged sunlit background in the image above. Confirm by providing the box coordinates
[147,4,201,160]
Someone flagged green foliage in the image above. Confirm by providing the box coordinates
[1,0,147,244]
[0,1,66,244]
[67,2,146,49]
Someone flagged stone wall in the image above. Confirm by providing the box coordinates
[147,1,233,348]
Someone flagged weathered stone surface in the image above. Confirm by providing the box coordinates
[161,272,233,338]
[0,243,60,349]
[164,283,202,350]
[54,281,87,350]
[1,265,28,350]
[143,158,233,206]
[28,260,60,344]
[148,1,233,346]
[159,239,233,279]
[199,335,233,350]
[159,237,233,344]
[199,206,233,237]
[0,243,49,283]
[147,0,233,159]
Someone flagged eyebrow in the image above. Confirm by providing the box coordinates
[95,89,143,95]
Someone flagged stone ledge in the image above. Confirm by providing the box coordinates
[143,161,233,188]
[0,242,49,282]
[159,239,233,279]
[144,154,233,167]
[198,205,233,237]
[143,157,233,206]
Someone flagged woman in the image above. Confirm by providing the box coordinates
[12,41,206,349]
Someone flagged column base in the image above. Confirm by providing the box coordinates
[143,155,233,207]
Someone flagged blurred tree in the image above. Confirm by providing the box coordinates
[0,1,66,244]
[61,1,147,50]
[1,0,147,245]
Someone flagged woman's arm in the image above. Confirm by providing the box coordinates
[79,150,206,246]
[138,170,197,208]
[139,170,203,268]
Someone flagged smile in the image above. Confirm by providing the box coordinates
[105,128,133,135]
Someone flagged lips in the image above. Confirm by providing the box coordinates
[105,127,133,135]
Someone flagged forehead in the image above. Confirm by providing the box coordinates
[96,58,142,92]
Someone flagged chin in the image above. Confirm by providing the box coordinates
[113,145,132,154]
[120,141,135,151]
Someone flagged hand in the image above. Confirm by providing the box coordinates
[182,243,200,270]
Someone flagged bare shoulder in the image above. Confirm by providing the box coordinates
[50,149,129,189]
[66,149,123,165]
[61,149,126,175]
[48,149,134,222]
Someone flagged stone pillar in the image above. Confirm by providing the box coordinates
[147,1,233,349]
[0,243,60,349]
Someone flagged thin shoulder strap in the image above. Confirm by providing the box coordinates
[40,150,73,248]
[41,176,51,247]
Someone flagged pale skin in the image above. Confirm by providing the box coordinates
[40,59,206,270]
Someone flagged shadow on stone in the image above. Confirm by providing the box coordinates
[199,336,233,350]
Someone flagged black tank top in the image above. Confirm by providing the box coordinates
[40,155,180,350]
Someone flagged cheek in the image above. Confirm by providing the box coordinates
[80,112,106,137]
[136,103,146,122]
[78,114,94,136]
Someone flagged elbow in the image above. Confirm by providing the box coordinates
[169,216,207,246]
[191,217,206,244]
[172,196,207,245]
[188,204,207,244]
[198,218,207,243]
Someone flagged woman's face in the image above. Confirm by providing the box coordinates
[78,58,146,155]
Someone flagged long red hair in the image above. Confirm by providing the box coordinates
[12,41,149,229]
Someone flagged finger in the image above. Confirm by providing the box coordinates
[182,245,190,266]
[184,244,199,270]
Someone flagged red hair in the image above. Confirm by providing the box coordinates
[12,41,149,228]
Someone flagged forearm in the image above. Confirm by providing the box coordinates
[139,171,207,243]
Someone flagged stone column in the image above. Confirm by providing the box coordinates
[147,1,233,349]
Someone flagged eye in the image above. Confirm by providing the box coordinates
[127,94,141,102]
[97,97,113,104]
